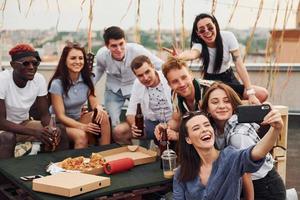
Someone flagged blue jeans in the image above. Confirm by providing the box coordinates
[104,89,130,127]
[139,119,159,149]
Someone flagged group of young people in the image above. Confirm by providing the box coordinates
[0,13,286,199]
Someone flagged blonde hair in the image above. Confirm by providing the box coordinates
[162,56,188,80]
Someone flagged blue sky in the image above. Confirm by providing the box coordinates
[1,0,299,31]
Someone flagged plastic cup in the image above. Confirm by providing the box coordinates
[161,149,177,179]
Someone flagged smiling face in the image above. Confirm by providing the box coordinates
[106,38,126,61]
[185,114,215,149]
[133,62,159,87]
[66,49,84,74]
[207,88,233,123]
[196,17,217,47]
[166,68,194,98]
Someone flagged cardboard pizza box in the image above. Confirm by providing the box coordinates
[98,145,157,166]
[56,146,157,175]
[32,172,110,197]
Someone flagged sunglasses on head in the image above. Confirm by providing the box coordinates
[65,41,82,48]
[197,24,214,34]
[182,110,206,120]
[15,60,40,67]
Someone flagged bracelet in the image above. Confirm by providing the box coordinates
[246,88,256,96]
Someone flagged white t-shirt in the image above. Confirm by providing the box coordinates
[192,31,239,74]
[0,69,47,124]
[126,71,172,122]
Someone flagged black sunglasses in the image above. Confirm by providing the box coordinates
[15,60,40,67]
[182,110,207,120]
[197,24,214,34]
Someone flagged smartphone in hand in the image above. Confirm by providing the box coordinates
[237,104,271,123]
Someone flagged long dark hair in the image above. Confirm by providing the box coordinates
[48,43,95,97]
[178,111,211,182]
[191,13,223,74]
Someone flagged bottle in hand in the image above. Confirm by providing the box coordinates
[135,103,144,137]
[159,126,168,169]
[159,127,168,155]
[92,108,101,139]
[49,114,58,151]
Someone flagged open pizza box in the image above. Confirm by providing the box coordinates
[56,145,157,175]
[32,172,110,197]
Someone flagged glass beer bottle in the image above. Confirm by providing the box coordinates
[159,128,168,154]
[92,108,101,139]
[49,114,58,151]
[135,103,144,137]
[159,109,168,169]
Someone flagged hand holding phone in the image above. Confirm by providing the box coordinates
[237,104,271,123]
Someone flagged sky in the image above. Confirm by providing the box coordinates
[0,0,299,31]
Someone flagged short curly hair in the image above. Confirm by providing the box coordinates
[9,44,35,56]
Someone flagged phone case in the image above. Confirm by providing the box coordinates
[237,104,271,123]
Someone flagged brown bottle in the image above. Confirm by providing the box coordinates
[159,128,168,154]
[159,126,168,169]
[49,114,58,151]
[135,103,144,137]
[92,108,101,139]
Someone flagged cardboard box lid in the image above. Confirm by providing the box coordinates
[32,172,110,197]
[99,146,157,165]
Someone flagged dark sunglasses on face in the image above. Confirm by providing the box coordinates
[15,60,40,67]
[197,24,214,34]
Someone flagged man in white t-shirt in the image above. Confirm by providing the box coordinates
[113,55,172,148]
[0,44,68,159]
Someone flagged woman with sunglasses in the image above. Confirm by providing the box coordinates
[200,82,286,199]
[176,13,268,105]
[48,43,111,148]
[173,108,283,200]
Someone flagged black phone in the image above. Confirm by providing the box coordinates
[20,175,44,181]
[236,104,271,123]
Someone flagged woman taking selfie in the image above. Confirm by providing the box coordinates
[48,43,111,148]
[176,13,268,105]
[201,82,286,199]
[173,107,283,200]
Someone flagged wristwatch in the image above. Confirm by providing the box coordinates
[246,88,256,96]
